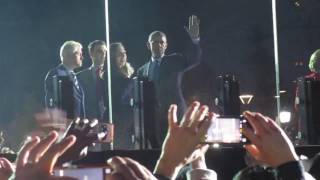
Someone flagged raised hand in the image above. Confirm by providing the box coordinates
[57,118,108,165]
[242,111,299,167]
[13,131,76,180]
[154,101,213,179]
[186,15,200,40]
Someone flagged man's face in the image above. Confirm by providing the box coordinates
[90,44,107,66]
[70,46,83,68]
[115,46,127,68]
[147,35,167,58]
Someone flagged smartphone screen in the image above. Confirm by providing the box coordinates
[54,167,111,180]
[202,117,248,144]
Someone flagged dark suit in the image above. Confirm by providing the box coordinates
[44,64,85,118]
[111,67,135,149]
[77,66,108,121]
[179,62,217,112]
[137,33,201,148]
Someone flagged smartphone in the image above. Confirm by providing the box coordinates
[201,116,249,146]
[54,167,111,180]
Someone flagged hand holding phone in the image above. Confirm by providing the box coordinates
[201,116,249,146]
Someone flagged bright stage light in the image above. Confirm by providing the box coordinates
[279,111,291,123]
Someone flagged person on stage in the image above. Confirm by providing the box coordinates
[44,40,85,119]
[305,49,320,80]
[137,15,202,148]
[77,40,108,121]
[110,42,135,149]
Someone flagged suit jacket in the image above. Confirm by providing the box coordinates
[179,62,217,113]
[137,32,201,147]
[44,64,85,118]
[77,66,109,121]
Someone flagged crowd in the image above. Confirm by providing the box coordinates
[0,101,318,179]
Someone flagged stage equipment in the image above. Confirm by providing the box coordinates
[239,94,253,105]
[216,75,240,116]
[53,76,75,119]
[132,77,156,149]
[296,77,320,144]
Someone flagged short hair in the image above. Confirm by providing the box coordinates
[60,40,82,61]
[110,42,124,61]
[148,31,167,42]
[88,40,107,53]
[309,49,320,72]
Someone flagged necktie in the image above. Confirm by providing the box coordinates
[96,67,106,120]
[96,67,104,79]
[153,59,161,81]
[70,72,80,90]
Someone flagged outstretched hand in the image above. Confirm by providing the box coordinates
[243,111,299,167]
[57,118,107,165]
[186,15,200,40]
[13,131,76,180]
[154,101,213,179]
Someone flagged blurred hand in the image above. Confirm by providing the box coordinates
[0,157,14,180]
[13,131,76,180]
[107,156,157,180]
[57,118,107,165]
[190,145,209,169]
[186,15,200,40]
[154,101,213,179]
[243,111,299,167]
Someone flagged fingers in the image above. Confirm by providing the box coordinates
[197,112,214,137]
[189,105,208,131]
[83,119,98,134]
[180,101,200,127]
[107,156,140,179]
[16,136,40,168]
[28,131,59,163]
[265,116,281,132]
[242,126,260,147]
[168,104,178,130]
[243,111,270,135]
[0,158,14,172]
[38,135,76,172]
[188,15,199,28]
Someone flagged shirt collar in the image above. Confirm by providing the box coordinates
[151,56,162,65]
[61,64,75,74]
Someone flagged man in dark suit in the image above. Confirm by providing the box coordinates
[44,40,85,119]
[77,40,108,121]
[137,15,201,148]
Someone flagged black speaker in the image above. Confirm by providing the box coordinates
[132,77,157,149]
[53,75,75,119]
[297,77,320,144]
[217,75,240,116]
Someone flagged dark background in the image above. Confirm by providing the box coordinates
[1,0,320,149]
